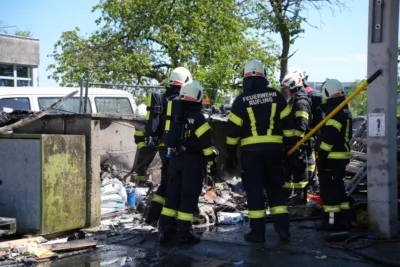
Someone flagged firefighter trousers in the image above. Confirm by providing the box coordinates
[145,146,170,224]
[318,160,350,225]
[159,153,204,234]
[135,144,157,181]
[241,149,289,235]
[283,147,308,204]
[305,139,316,182]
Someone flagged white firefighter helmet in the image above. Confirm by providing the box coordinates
[242,59,267,78]
[321,79,346,103]
[179,81,204,103]
[281,73,303,90]
[169,67,193,86]
[286,67,305,79]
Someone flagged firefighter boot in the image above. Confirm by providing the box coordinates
[144,202,163,225]
[339,209,352,230]
[272,214,291,242]
[315,212,346,231]
[244,219,265,243]
[158,216,177,245]
[159,231,177,245]
[177,220,200,245]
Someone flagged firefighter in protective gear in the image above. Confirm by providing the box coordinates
[315,79,352,231]
[135,67,192,225]
[225,59,293,243]
[286,67,323,189]
[159,81,217,245]
[281,72,312,205]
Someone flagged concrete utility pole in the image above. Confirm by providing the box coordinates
[367,0,399,239]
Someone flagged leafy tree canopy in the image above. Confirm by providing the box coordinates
[47,0,279,96]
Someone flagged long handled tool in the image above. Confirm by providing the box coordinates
[287,69,383,156]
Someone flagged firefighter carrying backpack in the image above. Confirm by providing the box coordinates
[145,91,165,139]
[162,99,186,157]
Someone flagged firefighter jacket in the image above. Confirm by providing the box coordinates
[226,79,294,152]
[317,98,352,163]
[288,87,312,141]
[180,103,216,161]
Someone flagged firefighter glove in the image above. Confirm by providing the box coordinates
[206,160,217,176]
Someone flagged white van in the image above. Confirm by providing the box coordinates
[0,87,137,115]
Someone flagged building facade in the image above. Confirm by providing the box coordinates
[0,33,40,87]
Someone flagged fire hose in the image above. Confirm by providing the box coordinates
[287,69,383,155]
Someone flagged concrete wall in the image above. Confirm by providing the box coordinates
[0,34,40,66]
[15,114,138,227]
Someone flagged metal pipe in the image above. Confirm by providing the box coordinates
[79,79,83,114]
[87,82,164,88]
[287,69,383,156]
[83,80,89,113]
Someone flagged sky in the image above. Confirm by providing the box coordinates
[2,0,375,86]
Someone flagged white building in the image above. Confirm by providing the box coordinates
[0,33,40,87]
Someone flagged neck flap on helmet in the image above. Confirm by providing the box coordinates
[243,77,270,91]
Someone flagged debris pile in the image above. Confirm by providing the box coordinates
[100,174,128,215]
[0,236,96,265]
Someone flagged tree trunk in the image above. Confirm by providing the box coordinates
[279,30,290,82]
[279,30,290,99]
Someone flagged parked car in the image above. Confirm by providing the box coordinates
[0,87,137,115]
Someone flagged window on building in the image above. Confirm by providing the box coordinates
[0,64,32,87]
[0,65,13,77]
[95,97,133,114]
[0,98,31,111]
[0,79,14,87]
[38,97,92,114]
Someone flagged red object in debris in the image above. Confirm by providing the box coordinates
[307,193,323,206]
[202,97,211,105]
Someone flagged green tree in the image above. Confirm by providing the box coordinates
[253,0,346,81]
[14,30,33,37]
[346,80,367,117]
[47,0,278,93]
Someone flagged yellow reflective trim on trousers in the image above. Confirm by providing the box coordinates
[327,152,350,159]
[136,175,146,181]
[270,206,288,215]
[280,105,291,119]
[283,181,308,189]
[241,135,282,146]
[320,141,333,152]
[195,122,211,138]
[295,110,309,120]
[146,93,152,120]
[203,146,214,156]
[159,143,165,147]
[344,119,350,152]
[161,207,177,218]
[307,164,316,172]
[293,130,305,137]
[135,130,144,136]
[326,119,342,131]
[323,205,340,213]
[228,112,243,127]
[177,211,194,222]
[267,103,277,136]
[248,210,266,219]
[340,202,350,210]
[226,136,239,145]
[152,194,165,205]
[165,101,172,131]
[283,129,294,137]
[246,107,258,136]
[138,142,147,149]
